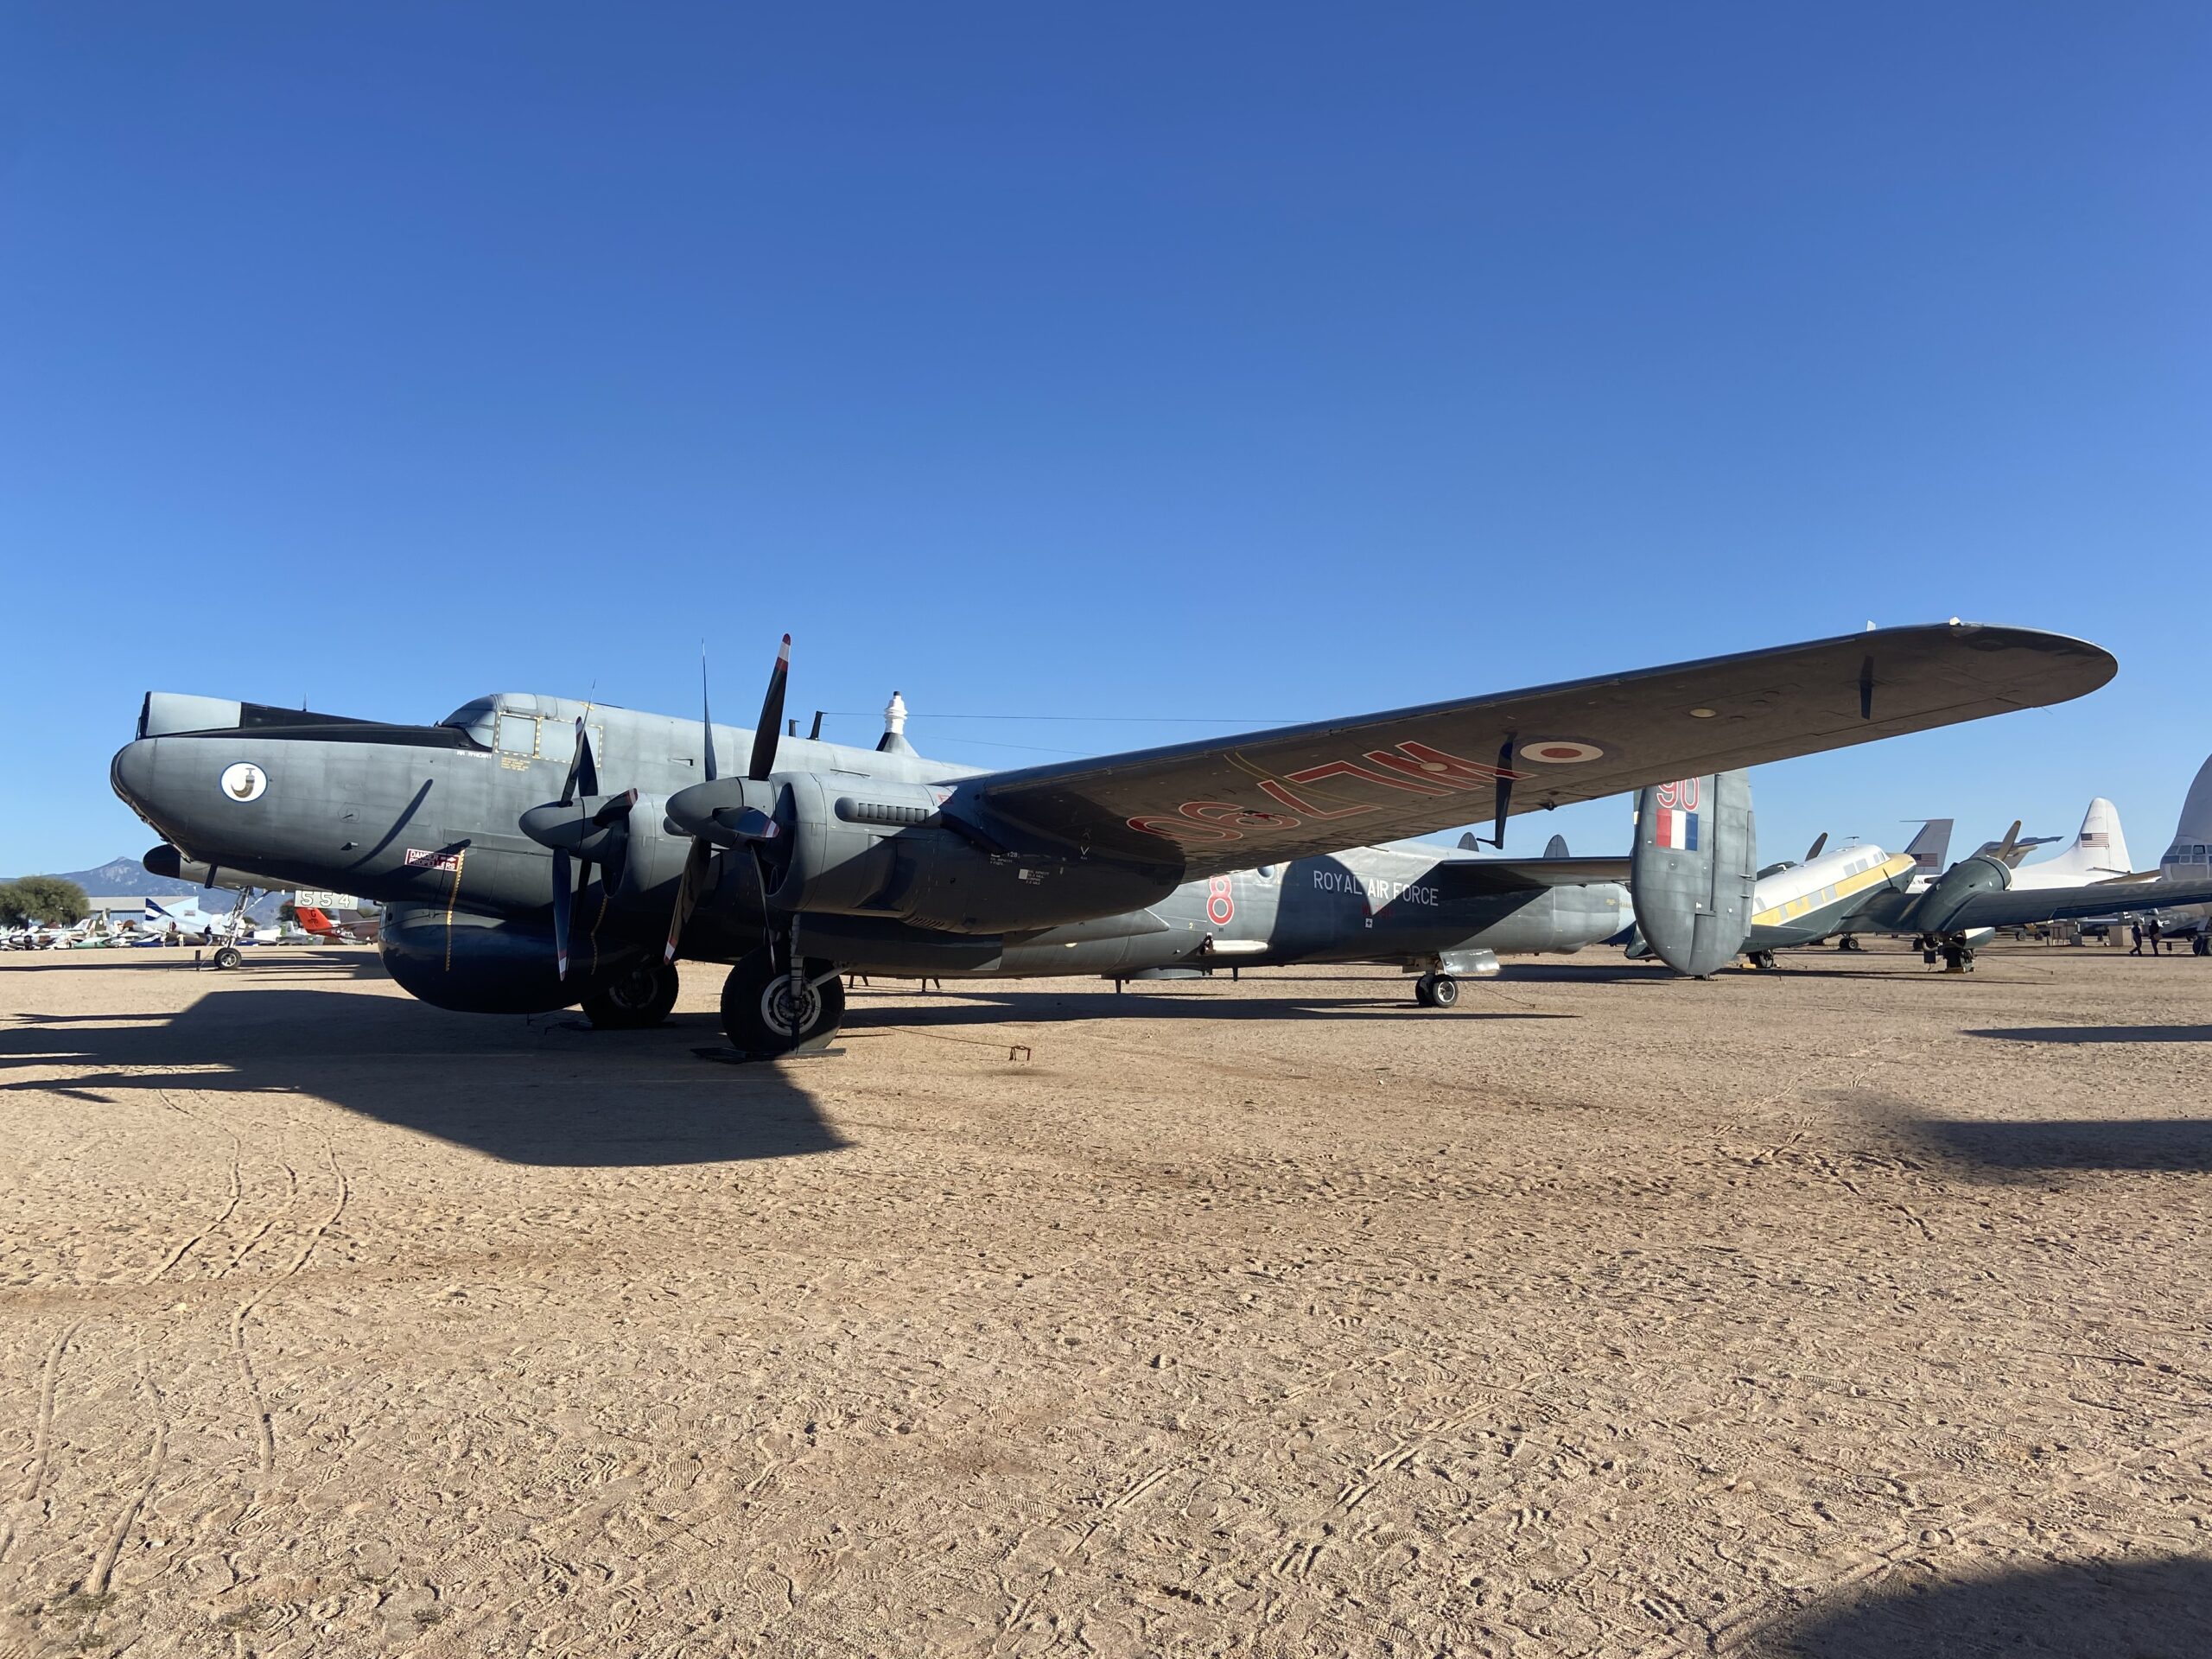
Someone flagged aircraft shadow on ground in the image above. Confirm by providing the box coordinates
[0,949,386,976]
[1965,1024,2212,1045]
[1905,1116,2212,1173]
[1755,1553,2212,1657]
[842,987,1575,1027]
[0,976,842,1167]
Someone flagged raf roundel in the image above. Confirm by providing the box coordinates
[1521,739,1605,766]
[219,762,268,803]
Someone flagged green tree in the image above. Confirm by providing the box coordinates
[1,876,88,926]
[277,900,298,924]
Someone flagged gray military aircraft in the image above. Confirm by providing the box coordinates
[111,622,2116,1054]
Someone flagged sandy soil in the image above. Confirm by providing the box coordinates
[0,940,2207,1657]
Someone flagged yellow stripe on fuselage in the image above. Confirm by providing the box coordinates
[1750,852,1916,930]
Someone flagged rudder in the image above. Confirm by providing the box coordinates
[1630,771,1756,976]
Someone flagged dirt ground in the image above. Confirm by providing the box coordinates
[0,941,2207,1657]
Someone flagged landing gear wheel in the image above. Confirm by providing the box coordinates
[720,951,846,1057]
[1749,950,1777,972]
[1414,973,1436,1007]
[212,945,243,970]
[1427,973,1459,1009]
[582,961,681,1030]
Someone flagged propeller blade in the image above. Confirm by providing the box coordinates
[1806,832,1828,861]
[591,788,639,826]
[552,849,573,980]
[701,649,718,784]
[558,716,598,805]
[664,838,712,964]
[747,634,791,782]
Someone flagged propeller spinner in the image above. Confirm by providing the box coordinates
[517,716,638,979]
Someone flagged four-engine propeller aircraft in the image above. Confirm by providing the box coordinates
[111,622,2122,1054]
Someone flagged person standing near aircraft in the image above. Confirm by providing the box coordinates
[2130,922,2145,955]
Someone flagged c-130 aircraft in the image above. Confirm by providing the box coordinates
[111,623,2113,1056]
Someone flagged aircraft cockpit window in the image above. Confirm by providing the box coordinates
[495,713,540,758]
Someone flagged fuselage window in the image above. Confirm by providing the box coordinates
[538,720,601,769]
[495,713,540,758]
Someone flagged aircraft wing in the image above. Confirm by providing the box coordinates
[966,623,2113,880]
[1943,874,2212,931]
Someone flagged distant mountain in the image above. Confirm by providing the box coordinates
[35,856,205,898]
[7,856,289,920]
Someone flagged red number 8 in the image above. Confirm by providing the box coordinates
[1206,874,1235,925]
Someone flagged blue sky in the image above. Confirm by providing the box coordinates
[3,4,2207,875]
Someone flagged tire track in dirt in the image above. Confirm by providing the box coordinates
[228,1139,348,1495]
[0,1319,84,1568]
[143,1090,247,1284]
[84,1351,165,1599]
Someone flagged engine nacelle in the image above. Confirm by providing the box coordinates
[1910,854,2010,937]
[770,776,942,913]
[768,776,1177,932]
[606,793,696,908]
[380,903,647,1014]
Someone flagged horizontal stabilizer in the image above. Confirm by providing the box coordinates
[1437,855,1633,893]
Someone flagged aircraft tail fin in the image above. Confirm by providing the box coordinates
[295,906,334,936]
[1630,771,1756,976]
[2160,754,2212,876]
[1542,833,1569,858]
[2036,797,2133,879]
[1904,817,1953,874]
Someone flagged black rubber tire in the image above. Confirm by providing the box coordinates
[1413,974,1436,1007]
[719,953,846,1056]
[1428,974,1459,1009]
[212,945,244,970]
[582,961,681,1030]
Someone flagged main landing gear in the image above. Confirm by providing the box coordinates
[1919,937,1975,973]
[582,960,682,1030]
[1413,972,1459,1008]
[719,947,845,1057]
[1748,950,1779,972]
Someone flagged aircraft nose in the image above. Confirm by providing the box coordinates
[111,737,160,813]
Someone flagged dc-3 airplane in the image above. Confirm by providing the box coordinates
[1722,787,2212,971]
[110,622,2148,1056]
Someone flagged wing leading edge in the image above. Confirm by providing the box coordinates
[964,623,2113,880]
